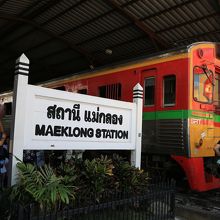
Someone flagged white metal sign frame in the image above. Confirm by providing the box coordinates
[10,54,143,185]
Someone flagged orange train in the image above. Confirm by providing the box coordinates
[2,42,220,191]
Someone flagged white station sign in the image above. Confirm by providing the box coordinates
[24,85,136,150]
[10,54,143,185]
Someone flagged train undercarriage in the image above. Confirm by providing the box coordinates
[143,154,220,191]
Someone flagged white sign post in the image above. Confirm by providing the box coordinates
[9,54,143,185]
[131,84,143,168]
[10,54,29,185]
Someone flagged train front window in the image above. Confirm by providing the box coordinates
[193,66,214,104]
[163,75,176,106]
[144,77,155,106]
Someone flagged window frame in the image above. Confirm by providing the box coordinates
[193,66,214,104]
[144,76,155,107]
[98,83,122,100]
[214,68,220,107]
[163,75,176,107]
[77,88,88,94]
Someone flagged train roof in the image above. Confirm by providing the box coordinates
[39,42,219,88]
[0,42,219,98]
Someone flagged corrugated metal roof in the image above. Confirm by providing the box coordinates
[0,0,220,92]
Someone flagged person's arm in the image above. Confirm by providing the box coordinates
[0,121,5,146]
[0,132,6,146]
[0,121,4,133]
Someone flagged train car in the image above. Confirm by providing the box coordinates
[1,42,220,191]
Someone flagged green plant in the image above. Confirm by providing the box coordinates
[10,153,149,209]
[13,162,75,207]
[56,157,86,195]
[57,154,149,197]
[57,162,78,185]
[81,155,114,199]
[112,154,149,192]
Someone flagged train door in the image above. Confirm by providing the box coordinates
[141,69,157,153]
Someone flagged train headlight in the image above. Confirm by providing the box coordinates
[195,138,203,148]
[214,144,220,156]
[197,48,204,58]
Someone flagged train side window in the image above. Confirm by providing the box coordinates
[144,77,155,106]
[78,89,87,94]
[99,83,121,100]
[53,86,65,91]
[163,75,176,106]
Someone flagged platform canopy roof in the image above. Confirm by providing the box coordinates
[0,0,220,92]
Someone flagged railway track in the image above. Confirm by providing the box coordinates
[175,190,220,219]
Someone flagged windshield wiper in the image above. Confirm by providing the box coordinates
[202,65,215,86]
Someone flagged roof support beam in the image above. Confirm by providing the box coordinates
[92,36,151,56]
[105,0,167,51]
[141,0,198,22]
[42,0,87,26]
[157,12,219,33]
[175,29,220,44]
[40,0,137,38]
[21,0,61,18]
[0,13,93,67]
[77,23,131,46]
[2,0,99,48]
[0,0,142,67]
[0,0,61,40]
